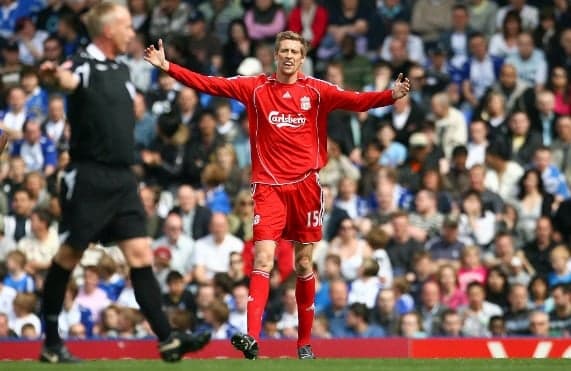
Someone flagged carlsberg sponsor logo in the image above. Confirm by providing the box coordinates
[268,111,307,128]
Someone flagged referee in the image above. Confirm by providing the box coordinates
[38,3,210,363]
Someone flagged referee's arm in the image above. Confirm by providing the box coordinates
[39,61,80,92]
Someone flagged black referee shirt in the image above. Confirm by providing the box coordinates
[66,44,136,166]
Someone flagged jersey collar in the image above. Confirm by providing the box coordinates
[86,43,106,62]
[268,72,308,83]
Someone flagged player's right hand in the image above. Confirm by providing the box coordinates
[144,38,169,72]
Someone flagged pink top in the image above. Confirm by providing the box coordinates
[554,91,571,116]
[458,266,488,293]
[441,288,468,309]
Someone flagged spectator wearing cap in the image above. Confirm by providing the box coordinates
[484,140,524,200]
[186,10,222,75]
[438,4,475,70]
[153,245,172,292]
[10,118,57,176]
[430,92,468,160]
[467,0,498,38]
[0,86,27,140]
[198,0,244,44]
[148,0,191,41]
[152,212,195,282]
[426,216,465,265]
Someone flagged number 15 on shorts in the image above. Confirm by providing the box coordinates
[306,210,322,227]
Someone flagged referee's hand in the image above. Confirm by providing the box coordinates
[144,38,169,72]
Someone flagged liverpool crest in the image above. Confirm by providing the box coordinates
[300,96,311,111]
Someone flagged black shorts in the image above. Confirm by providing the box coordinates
[59,161,147,250]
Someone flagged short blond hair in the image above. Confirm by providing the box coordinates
[85,2,123,39]
[274,31,309,57]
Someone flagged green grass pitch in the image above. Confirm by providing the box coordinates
[0,359,570,371]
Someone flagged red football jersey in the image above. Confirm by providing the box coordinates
[168,63,395,185]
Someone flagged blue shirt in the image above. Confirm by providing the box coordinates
[548,271,571,287]
[11,136,58,172]
[3,273,35,293]
[98,277,126,302]
[540,164,570,199]
[380,142,407,167]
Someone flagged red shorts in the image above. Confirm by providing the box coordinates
[252,173,323,243]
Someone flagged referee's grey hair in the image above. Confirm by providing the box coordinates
[85,2,122,39]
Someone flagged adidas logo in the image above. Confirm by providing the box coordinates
[247,295,254,302]
[282,91,292,99]
[306,303,315,311]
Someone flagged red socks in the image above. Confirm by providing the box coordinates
[247,269,270,340]
[295,272,315,348]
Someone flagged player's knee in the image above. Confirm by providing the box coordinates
[120,238,153,268]
[54,245,83,270]
[295,254,313,274]
[253,251,274,272]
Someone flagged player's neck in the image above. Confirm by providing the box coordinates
[93,39,118,60]
[276,72,298,85]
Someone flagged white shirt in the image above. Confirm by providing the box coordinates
[470,57,496,99]
[380,35,426,65]
[348,277,382,309]
[496,5,538,31]
[10,313,42,337]
[2,109,27,133]
[0,284,16,320]
[193,234,244,279]
[44,119,65,143]
[153,234,195,275]
[484,161,525,200]
[58,303,82,338]
[466,142,487,168]
[18,30,48,65]
[229,311,247,334]
[488,33,518,58]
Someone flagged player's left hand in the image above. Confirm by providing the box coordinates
[391,73,411,100]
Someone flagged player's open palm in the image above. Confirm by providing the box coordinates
[391,73,411,100]
[144,38,167,71]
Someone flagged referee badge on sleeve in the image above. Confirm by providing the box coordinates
[125,81,136,100]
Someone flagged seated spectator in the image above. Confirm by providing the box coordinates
[381,20,426,66]
[10,293,41,337]
[548,245,571,287]
[460,281,503,337]
[3,250,34,293]
[458,245,488,293]
[546,66,571,116]
[193,213,244,284]
[171,184,212,241]
[417,281,447,336]
[370,288,400,336]
[506,111,542,167]
[21,69,48,122]
[228,282,248,334]
[153,246,172,292]
[398,311,426,338]
[438,264,468,310]
[408,189,444,242]
[506,32,547,88]
[76,265,111,322]
[504,283,532,335]
[528,310,550,337]
[528,275,553,313]
[365,226,393,288]
[439,4,473,69]
[22,323,38,340]
[335,177,368,222]
[425,216,464,266]
[148,0,190,41]
[319,137,360,190]
[348,257,381,309]
[96,254,125,302]
[11,118,57,176]
[41,95,67,149]
[420,169,454,214]
[468,0,498,38]
[335,34,372,91]
[385,212,423,277]
[484,140,524,200]
[328,217,372,282]
[213,144,243,200]
[321,278,349,337]
[288,0,328,52]
[468,164,504,214]
[0,86,29,140]
[496,0,538,32]
[548,284,571,337]
[162,270,196,315]
[153,211,195,281]
[376,124,407,169]
[0,312,17,338]
[227,190,254,242]
[201,163,232,215]
[16,208,58,275]
[228,252,247,286]
[488,315,507,337]
[523,217,557,277]
[197,299,239,340]
[2,188,34,242]
[276,285,298,339]
[323,0,370,57]
[344,302,385,338]
[244,0,286,43]
[411,0,453,46]
[534,145,571,202]
[551,116,571,188]
[530,90,558,146]
[439,308,464,337]
[96,305,121,338]
[460,33,504,110]
[489,10,521,58]
[485,267,510,311]
[475,92,509,140]
[58,281,93,339]
[222,19,255,77]
[458,190,496,249]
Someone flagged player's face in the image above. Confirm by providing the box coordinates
[110,7,135,55]
[275,39,305,78]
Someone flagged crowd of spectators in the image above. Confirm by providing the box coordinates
[0,0,571,342]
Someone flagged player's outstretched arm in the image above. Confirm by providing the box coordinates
[144,38,251,102]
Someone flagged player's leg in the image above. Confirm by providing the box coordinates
[293,241,316,359]
[40,244,83,363]
[232,183,284,359]
[119,237,210,362]
[284,173,322,359]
